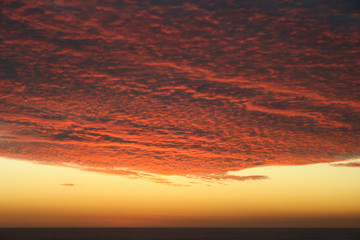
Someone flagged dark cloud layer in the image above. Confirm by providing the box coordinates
[1,0,359,181]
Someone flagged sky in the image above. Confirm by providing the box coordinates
[1,0,360,227]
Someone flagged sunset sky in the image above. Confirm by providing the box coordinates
[1,0,359,227]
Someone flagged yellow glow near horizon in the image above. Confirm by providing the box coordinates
[0,157,359,227]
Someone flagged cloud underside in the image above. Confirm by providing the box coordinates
[1,0,359,183]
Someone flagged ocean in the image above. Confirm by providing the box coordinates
[0,228,359,240]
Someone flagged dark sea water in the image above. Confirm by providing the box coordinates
[1,228,359,240]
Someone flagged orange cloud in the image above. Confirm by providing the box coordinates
[60,184,75,187]
[1,0,359,182]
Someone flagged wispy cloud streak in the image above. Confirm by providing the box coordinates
[60,183,75,187]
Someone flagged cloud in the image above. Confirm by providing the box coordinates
[189,174,269,185]
[1,0,359,183]
[60,184,75,187]
[331,162,360,168]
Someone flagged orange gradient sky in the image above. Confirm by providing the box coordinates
[1,0,360,227]
[1,157,360,227]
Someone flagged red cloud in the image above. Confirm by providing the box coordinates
[1,0,359,183]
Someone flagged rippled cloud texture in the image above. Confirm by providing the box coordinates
[1,0,359,182]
